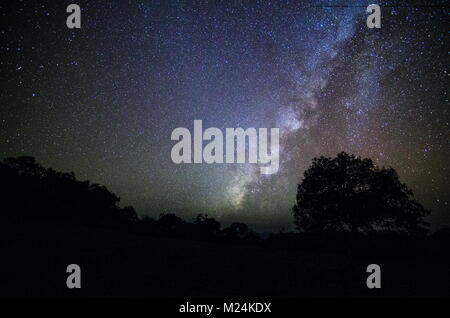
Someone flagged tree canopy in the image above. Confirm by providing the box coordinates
[292,152,430,235]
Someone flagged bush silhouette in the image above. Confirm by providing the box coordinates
[292,152,430,235]
[157,213,186,233]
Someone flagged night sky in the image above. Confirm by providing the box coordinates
[0,1,448,231]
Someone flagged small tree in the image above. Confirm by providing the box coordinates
[292,152,429,235]
[223,222,249,239]
[193,214,221,236]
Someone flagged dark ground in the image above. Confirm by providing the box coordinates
[1,219,449,298]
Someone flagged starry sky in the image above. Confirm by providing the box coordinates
[0,0,448,231]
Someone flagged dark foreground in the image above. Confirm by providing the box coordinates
[1,219,449,298]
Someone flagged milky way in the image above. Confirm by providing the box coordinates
[0,1,448,231]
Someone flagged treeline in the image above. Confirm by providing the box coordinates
[0,156,257,242]
[1,156,449,258]
[136,213,259,242]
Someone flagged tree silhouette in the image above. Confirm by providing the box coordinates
[0,156,137,225]
[292,152,430,235]
[157,213,186,232]
[193,214,221,235]
[223,222,249,239]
